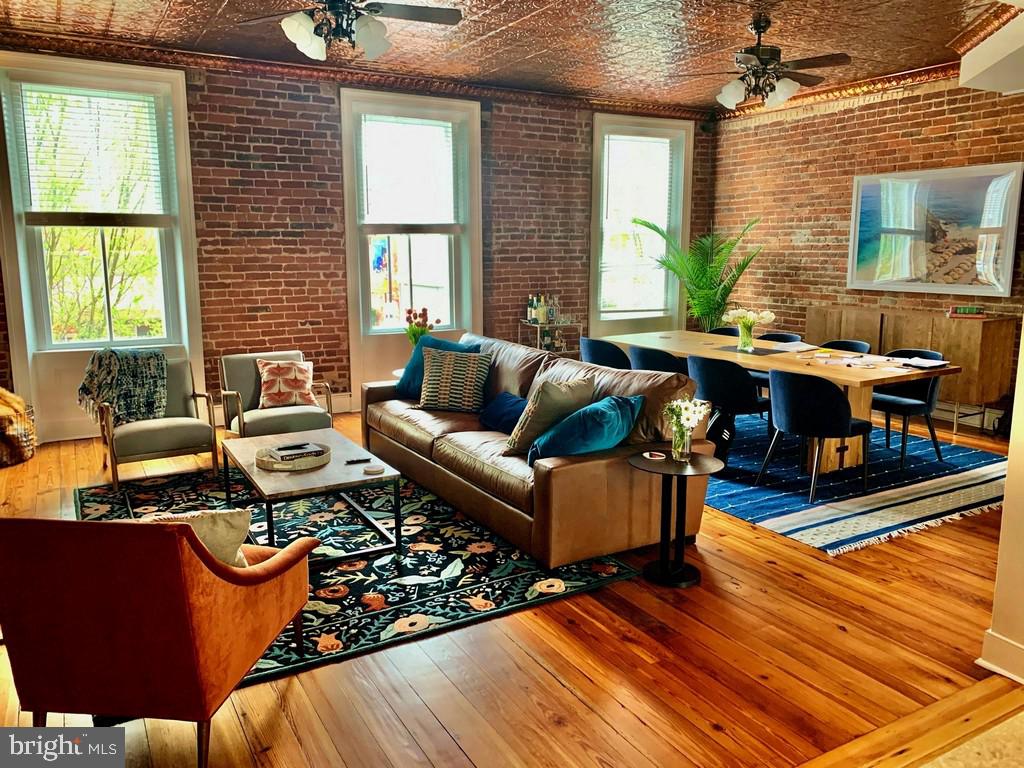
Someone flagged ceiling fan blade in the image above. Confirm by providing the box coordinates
[362,2,462,24]
[784,70,826,87]
[237,8,316,26]
[781,52,851,70]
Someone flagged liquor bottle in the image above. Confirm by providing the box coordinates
[526,295,534,323]
[538,294,547,324]
[548,294,559,323]
[530,294,539,324]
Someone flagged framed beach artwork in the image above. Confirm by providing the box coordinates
[847,162,1024,297]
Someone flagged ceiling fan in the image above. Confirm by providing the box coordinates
[238,1,462,62]
[700,12,851,110]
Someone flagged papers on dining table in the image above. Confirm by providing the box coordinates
[903,357,950,368]
[773,341,819,352]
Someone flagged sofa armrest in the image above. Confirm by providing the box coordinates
[531,438,715,568]
[361,381,400,448]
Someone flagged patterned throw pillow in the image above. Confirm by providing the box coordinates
[138,508,251,567]
[419,347,493,413]
[503,376,595,456]
[257,359,318,409]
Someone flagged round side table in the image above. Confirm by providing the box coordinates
[628,452,725,588]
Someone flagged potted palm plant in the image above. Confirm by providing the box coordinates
[632,218,762,332]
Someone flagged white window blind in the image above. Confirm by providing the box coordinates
[598,133,674,318]
[13,84,167,218]
[358,114,456,225]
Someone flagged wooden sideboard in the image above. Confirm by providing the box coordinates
[805,306,1018,422]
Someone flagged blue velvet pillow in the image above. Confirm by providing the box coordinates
[480,392,528,433]
[527,395,645,467]
[396,336,481,400]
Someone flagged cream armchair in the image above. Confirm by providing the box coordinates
[100,358,217,492]
[219,350,334,438]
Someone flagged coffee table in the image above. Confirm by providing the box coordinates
[220,428,402,565]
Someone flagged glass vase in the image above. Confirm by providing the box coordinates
[672,428,692,463]
[737,322,755,354]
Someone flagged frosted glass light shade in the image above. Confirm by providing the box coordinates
[280,13,316,47]
[716,79,746,110]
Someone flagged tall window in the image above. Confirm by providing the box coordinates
[3,77,181,347]
[342,92,479,334]
[591,114,692,333]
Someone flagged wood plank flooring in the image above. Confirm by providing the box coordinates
[0,413,1017,767]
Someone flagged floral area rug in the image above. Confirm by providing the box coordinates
[75,470,635,684]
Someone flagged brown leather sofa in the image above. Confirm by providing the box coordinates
[362,334,713,568]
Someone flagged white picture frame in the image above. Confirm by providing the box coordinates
[847,162,1023,297]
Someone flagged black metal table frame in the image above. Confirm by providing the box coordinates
[647,473,702,588]
[222,446,402,570]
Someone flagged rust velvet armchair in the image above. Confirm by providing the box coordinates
[0,518,318,767]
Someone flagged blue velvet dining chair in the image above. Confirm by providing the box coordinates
[749,332,803,392]
[708,326,739,337]
[822,339,871,354]
[580,337,631,369]
[687,356,772,437]
[757,370,871,502]
[872,348,945,471]
[759,332,802,343]
[628,345,688,376]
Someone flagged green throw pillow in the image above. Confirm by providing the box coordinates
[419,347,493,413]
[503,377,594,456]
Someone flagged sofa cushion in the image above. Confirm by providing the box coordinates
[531,357,694,444]
[460,333,552,401]
[419,348,492,413]
[366,400,484,458]
[230,405,331,437]
[504,376,594,456]
[480,392,528,433]
[527,395,645,467]
[434,431,535,515]
[396,336,481,401]
[113,417,213,458]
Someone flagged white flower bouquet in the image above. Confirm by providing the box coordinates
[663,396,711,462]
[721,308,776,353]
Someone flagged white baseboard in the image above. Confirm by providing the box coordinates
[978,629,1024,684]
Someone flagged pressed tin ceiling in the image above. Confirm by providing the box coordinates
[0,0,1004,108]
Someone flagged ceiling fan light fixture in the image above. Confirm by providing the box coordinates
[717,78,746,109]
[354,13,391,59]
[280,12,317,48]
[773,77,801,102]
[298,33,328,61]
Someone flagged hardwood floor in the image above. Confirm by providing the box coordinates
[0,413,1018,767]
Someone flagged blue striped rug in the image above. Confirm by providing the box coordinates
[706,414,1006,555]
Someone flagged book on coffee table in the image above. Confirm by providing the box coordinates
[268,442,326,462]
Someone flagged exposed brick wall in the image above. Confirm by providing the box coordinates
[714,80,1024,345]
[187,70,349,394]
[482,103,593,345]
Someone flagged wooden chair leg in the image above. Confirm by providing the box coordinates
[925,414,943,462]
[32,711,46,727]
[808,439,825,503]
[899,415,910,472]
[293,611,305,659]
[110,458,120,493]
[197,719,211,768]
[756,428,783,486]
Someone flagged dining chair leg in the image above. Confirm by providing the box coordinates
[766,408,774,435]
[884,412,891,448]
[925,414,943,462]
[809,439,825,503]
[862,432,870,493]
[756,428,783,486]
[197,719,211,768]
[899,415,910,471]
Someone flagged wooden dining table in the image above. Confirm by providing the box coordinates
[601,330,962,473]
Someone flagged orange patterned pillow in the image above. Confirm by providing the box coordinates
[256,359,318,409]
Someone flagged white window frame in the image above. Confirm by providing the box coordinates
[0,53,202,438]
[339,89,482,402]
[589,113,694,339]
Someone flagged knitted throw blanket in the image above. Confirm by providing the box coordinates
[78,348,168,427]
